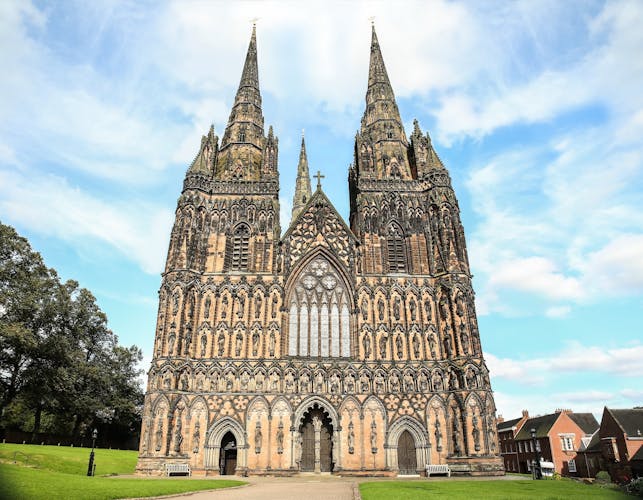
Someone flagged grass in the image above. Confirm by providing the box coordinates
[359,479,630,500]
[0,443,245,499]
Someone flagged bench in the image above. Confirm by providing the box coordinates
[426,464,451,477]
[166,463,191,476]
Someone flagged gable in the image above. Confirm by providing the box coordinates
[282,189,357,274]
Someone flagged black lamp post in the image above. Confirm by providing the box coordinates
[87,428,98,477]
[530,427,542,480]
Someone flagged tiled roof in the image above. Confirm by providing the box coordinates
[608,408,643,438]
[498,417,524,432]
[631,446,643,462]
[515,413,560,440]
[569,413,599,434]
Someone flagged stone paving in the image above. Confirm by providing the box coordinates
[143,473,524,500]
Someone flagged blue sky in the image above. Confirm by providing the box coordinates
[1,0,642,420]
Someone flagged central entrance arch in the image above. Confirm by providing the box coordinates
[219,431,237,475]
[397,430,417,475]
[299,403,334,472]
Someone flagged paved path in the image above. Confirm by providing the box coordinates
[164,476,356,500]
[147,473,524,500]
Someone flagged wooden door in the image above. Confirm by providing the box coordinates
[224,450,237,475]
[320,425,332,472]
[301,419,315,471]
[398,430,417,474]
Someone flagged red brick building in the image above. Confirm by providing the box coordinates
[497,410,529,473]
[599,407,643,483]
[512,409,598,476]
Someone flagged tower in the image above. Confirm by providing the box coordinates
[137,25,502,477]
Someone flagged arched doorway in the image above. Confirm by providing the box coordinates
[219,431,237,475]
[300,405,334,472]
[398,430,417,475]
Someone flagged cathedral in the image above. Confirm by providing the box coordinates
[136,25,503,477]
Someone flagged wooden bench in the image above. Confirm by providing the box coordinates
[166,463,191,476]
[426,464,451,477]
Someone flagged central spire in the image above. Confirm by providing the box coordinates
[291,132,312,221]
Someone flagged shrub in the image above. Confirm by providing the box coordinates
[626,477,643,498]
[596,471,612,484]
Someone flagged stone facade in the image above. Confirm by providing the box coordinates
[136,25,503,477]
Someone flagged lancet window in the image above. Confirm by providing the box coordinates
[288,256,351,358]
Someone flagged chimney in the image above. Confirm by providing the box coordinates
[497,415,504,424]
[522,410,529,418]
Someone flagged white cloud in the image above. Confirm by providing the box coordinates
[545,305,571,318]
[486,342,643,382]
[0,168,173,275]
[490,257,584,301]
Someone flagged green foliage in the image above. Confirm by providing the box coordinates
[0,222,144,444]
[596,470,612,484]
[359,479,630,500]
[626,477,643,498]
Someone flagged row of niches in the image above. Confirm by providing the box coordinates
[147,362,489,395]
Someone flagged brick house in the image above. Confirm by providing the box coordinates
[600,407,643,483]
[573,430,603,478]
[497,410,529,473]
[513,409,598,475]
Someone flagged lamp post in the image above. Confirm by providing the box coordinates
[530,427,542,480]
[87,428,98,477]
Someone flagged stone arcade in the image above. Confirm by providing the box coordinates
[136,25,503,477]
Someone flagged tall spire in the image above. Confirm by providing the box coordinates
[217,25,266,180]
[354,25,412,182]
[361,24,405,140]
[291,132,312,221]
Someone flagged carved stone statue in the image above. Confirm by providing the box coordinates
[236,294,245,318]
[254,421,262,454]
[295,432,303,467]
[173,417,183,454]
[377,299,384,321]
[434,417,443,452]
[200,334,207,356]
[375,372,385,393]
[192,421,201,454]
[393,296,401,321]
[472,414,480,452]
[203,297,211,319]
[363,333,371,358]
[268,330,276,357]
[361,298,368,320]
[344,373,355,393]
[155,417,163,452]
[254,294,262,319]
[370,420,377,453]
[348,421,355,454]
[379,334,387,358]
[252,330,260,356]
[412,334,420,358]
[409,298,416,321]
[276,420,284,454]
[217,333,225,356]
[235,332,243,357]
[395,335,403,358]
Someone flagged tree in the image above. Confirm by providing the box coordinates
[0,221,144,445]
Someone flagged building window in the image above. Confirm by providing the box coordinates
[288,256,351,358]
[386,224,406,273]
[228,224,250,271]
[568,459,576,473]
[561,435,574,451]
[518,441,523,453]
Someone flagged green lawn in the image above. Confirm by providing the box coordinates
[0,443,245,499]
[359,479,629,500]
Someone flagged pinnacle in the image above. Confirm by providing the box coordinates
[291,134,312,222]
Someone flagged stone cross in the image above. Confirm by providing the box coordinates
[314,170,325,189]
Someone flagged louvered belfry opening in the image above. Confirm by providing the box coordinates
[230,224,250,271]
[387,223,406,273]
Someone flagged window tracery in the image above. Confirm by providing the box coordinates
[288,256,351,358]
